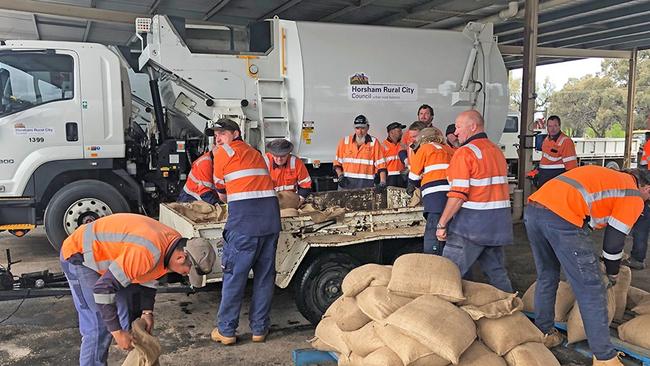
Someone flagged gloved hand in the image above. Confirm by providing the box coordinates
[606,274,618,288]
[338,175,350,188]
[375,181,387,193]
[406,183,416,196]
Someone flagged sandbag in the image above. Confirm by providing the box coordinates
[385,295,476,364]
[168,201,227,223]
[522,281,575,322]
[612,266,632,322]
[341,264,392,298]
[280,208,299,217]
[457,341,507,366]
[362,347,404,366]
[477,312,544,356]
[504,342,560,366]
[375,324,447,366]
[566,287,616,344]
[324,296,371,332]
[461,295,524,321]
[618,314,650,349]
[627,286,649,310]
[408,188,421,207]
[277,191,301,209]
[460,280,513,307]
[356,286,412,323]
[388,254,465,302]
[632,296,650,315]
[308,206,347,224]
[312,317,351,357]
[122,318,161,366]
[337,353,364,366]
[342,322,384,357]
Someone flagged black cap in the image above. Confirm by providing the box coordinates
[354,115,369,126]
[445,124,456,136]
[205,118,240,136]
[266,139,293,156]
[386,122,407,132]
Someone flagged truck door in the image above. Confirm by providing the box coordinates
[0,50,82,196]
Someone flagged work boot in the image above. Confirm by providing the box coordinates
[625,257,646,270]
[211,328,236,345]
[592,353,624,366]
[252,329,269,343]
[542,328,563,349]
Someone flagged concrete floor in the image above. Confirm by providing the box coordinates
[0,224,647,365]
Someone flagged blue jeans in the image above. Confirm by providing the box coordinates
[631,204,650,262]
[217,230,279,336]
[423,212,444,255]
[524,205,615,361]
[443,234,513,292]
[60,258,130,366]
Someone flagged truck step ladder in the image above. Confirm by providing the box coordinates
[256,77,291,150]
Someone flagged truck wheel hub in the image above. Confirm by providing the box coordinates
[63,198,113,235]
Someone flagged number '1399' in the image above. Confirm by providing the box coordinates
[28,137,44,143]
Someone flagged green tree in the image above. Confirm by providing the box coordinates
[548,75,626,137]
[508,75,555,114]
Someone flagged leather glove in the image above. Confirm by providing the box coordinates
[406,183,416,196]
[375,182,387,193]
[338,175,350,188]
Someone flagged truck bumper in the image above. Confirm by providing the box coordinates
[0,197,36,225]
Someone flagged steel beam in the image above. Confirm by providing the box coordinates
[204,0,232,21]
[149,0,161,15]
[82,21,91,42]
[31,13,39,40]
[368,0,454,26]
[518,0,538,198]
[498,1,650,44]
[258,0,304,21]
[624,49,638,168]
[499,45,631,59]
[319,0,377,22]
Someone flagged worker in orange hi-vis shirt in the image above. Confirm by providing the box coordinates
[263,139,312,201]
[334,115,387,190]
[537,115,577,187]
[382,122,408,188]
[407,127,452,255]
[525,166,650,365]
[436,110,513,293]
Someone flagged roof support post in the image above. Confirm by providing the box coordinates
[624,48,638,169]
[518,0,538,199]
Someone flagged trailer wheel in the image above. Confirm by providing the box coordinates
[44,180,130,251]
[605,160,621,170]
[293,252,359,325]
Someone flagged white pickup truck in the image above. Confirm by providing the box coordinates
[158,187,424,325]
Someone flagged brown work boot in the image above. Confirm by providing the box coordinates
[252,329,269,343]
[592,353,624,365]
[211,328,236,345]
[542,328,564,348]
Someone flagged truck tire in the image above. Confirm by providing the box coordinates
[44,180,130,251]
[605,160,621,170]
[293,252,360,325]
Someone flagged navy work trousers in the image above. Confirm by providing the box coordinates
[524,205,615,361]
[216,230,279,336]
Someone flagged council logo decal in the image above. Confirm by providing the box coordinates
[348,73,417,102]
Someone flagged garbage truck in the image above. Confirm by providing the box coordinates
[0,15,508,249]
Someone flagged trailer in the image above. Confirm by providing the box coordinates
[158,187,424,324]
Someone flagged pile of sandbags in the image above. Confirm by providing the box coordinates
[167,201,227,222]
[618,285,650,349]
[277,191,348,221]
[310,254,560,366]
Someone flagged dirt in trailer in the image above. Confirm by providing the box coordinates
[0,225,648,365]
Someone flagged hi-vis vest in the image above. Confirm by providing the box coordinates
[334,134,387,181]
[212,140,276,202]
[263,153,312,193]
[408,141,452,213]
[182,151,216,200]
[61,213,181,295]
[640,140,650,168]
[529,165,643,235]
[382,139,406,176]
[539,133,578,171]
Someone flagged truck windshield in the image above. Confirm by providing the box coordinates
[0,52,74,118]
[503,116,518,133]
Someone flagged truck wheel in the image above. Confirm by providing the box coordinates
[293,252,359,325]
[44,180,130,251]
[605,160,621,170]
